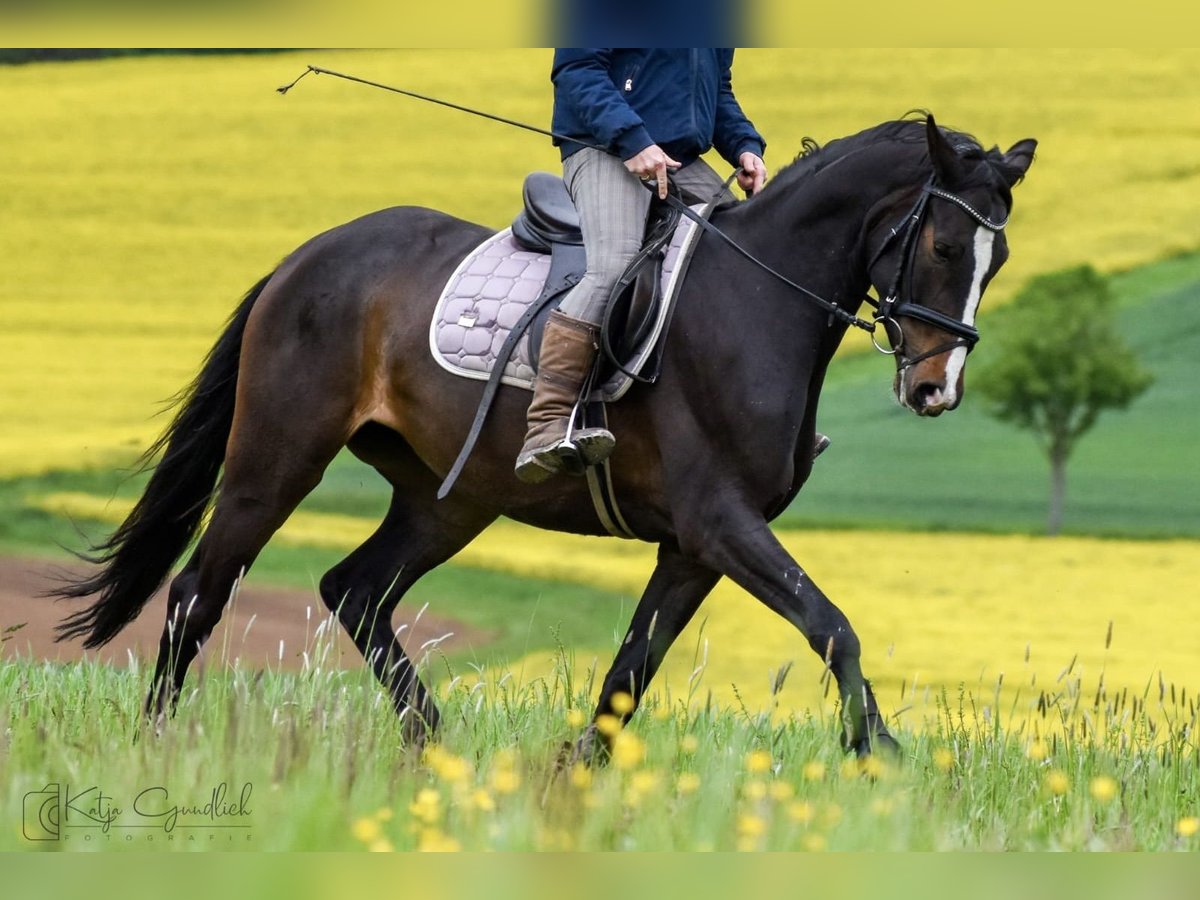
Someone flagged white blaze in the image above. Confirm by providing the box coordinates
[941,225,993,406]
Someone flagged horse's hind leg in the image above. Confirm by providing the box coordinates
[146,415,346,720]
[319,429,497,746]
[573,543,720,763]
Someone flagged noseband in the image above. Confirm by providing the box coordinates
[866,177,1008,369]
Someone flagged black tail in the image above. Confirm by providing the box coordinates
[53,272,274,648]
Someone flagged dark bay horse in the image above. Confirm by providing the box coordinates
[55,115,1035,758]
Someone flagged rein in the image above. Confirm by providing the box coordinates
[654,185,878,336]
[656,172,1007,366]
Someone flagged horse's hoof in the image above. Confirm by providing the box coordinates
[565,724,608,768]
[399,704,439,751]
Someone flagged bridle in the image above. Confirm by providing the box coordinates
[865,176,1009,369]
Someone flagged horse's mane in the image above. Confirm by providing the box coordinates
[764,111,1025,206]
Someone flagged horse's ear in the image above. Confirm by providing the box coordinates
[925,114,964,185]
[1001,138,1038,186]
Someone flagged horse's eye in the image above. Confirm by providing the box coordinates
[933,241,960,262]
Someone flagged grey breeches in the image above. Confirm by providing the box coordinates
[556,148,737,324]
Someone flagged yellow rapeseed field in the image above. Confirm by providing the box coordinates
[4,50,1200,475]
[38,493,1200,739]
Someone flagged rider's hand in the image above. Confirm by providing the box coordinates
[624,144,682,199]
[737,151,768,196]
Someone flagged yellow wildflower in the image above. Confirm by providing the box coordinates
[745,749,773,774]
[737,814,767,837]
[933,748,955,772]
[630,769,660,793]
[802,833,828,852]
[859,755,887,779]
[1089,776,1118,803]
[470,788,495,812]
[351,817,382,844]
[1027,740,1049,761]
[624,769,661,808]
[570,764,593,790]
[769,781,795,802]
[409,788,443,824]
[417,828,462,852]
[1177,817,1199,838]
[787,801,815,824]
[595,713,622,737]
[676,772,701,795]
[1044,770,1070,796]
[491,768,521,795]
[566,708,587,728]
[680,734,699,754]
[610,692,635,715]
[367,838,394,853]
[611,731,646,770]
[743,779,768,801]
[432,753,472,784]
[802,760,826,781]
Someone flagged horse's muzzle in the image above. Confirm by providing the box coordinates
[896,373,960,417]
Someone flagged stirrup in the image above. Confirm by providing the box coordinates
[562,391,614,471]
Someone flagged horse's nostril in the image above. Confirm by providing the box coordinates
[914,382,945,409]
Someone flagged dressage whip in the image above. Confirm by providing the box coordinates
[277,65,609,153]
[277,64,880,336]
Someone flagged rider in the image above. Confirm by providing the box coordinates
[515,49,824,484]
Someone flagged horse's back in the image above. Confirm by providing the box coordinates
[272,205,492,297]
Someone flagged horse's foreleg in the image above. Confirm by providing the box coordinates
[573,543,719,764]
[682,513,897,757]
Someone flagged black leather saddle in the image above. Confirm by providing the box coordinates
[511,172,583,252]
[509,172,678,374]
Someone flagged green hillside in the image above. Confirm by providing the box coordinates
[777,254,1200,537]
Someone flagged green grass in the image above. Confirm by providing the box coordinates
[776,252,1200,537]
[2,655,1196,851]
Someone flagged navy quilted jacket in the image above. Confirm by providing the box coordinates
[550,48,766,167]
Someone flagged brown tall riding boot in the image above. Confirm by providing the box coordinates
[514,311,616,484]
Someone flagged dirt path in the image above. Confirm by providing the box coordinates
[0,555,494,671]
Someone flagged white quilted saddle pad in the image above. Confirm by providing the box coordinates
[429,208,703,402]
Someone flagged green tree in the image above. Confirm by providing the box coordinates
[974,265,1153,535]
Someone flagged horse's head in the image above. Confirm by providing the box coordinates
[866,116,1036,416]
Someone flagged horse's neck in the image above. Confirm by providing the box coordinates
[724,145,922,291]
[715,148,920,341]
